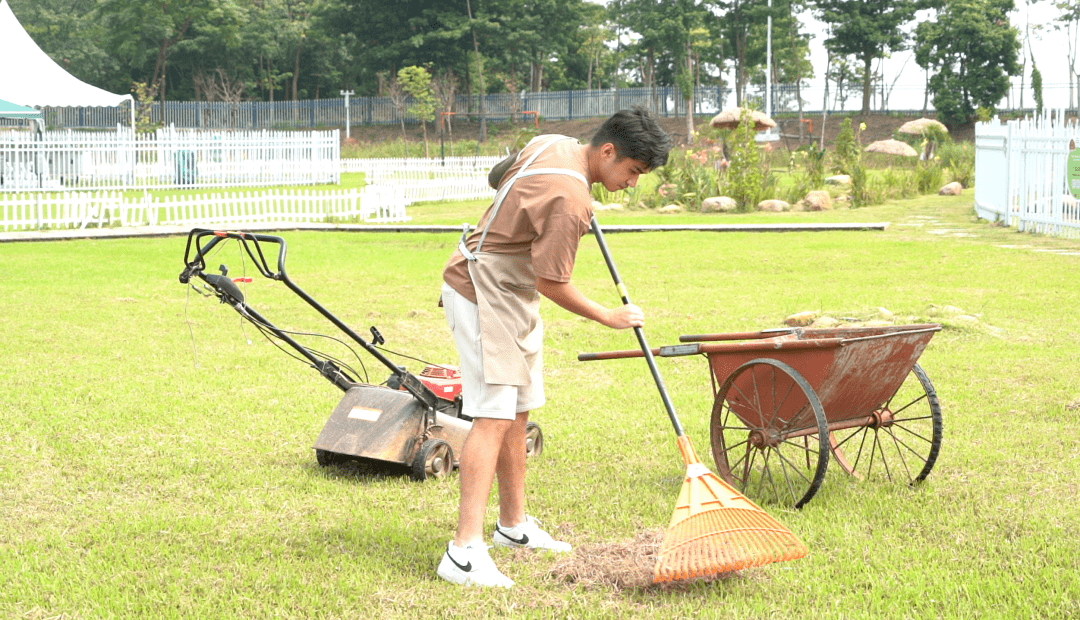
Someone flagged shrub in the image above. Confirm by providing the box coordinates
[726,109,772,212]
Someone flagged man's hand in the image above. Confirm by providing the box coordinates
[603,303,644,329]
[536,277,644,329]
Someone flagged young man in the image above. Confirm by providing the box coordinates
[437,105,671,588]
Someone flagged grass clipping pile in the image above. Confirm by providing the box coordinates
[548,529,735,590]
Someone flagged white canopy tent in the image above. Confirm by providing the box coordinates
[0,0,133,125]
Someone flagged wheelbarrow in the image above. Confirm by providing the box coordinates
[178,229,544,480]
[579,324,942,508]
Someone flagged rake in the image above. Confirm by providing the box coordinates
[589,216,809,582]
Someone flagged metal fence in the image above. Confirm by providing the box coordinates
[13,81,1080,132]
[974,111,1080,239]
[0,126,340,191]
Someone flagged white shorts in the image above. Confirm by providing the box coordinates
[442,283,545,420]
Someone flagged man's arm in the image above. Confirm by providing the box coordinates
[536,276,644,329]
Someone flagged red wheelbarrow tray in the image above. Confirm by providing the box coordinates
[581,323,940,430]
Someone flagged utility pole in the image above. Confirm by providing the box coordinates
[340,90,354,140]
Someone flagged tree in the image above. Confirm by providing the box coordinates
[1054,0,1080,109]
[398,65,436,158]
[95,0,215,100]
[814,0,917,115]
[914,0,1021,126]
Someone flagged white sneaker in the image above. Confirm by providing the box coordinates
[436,542,514,588]
[493,516,572,553]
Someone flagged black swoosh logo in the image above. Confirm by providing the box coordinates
[499,527,529,546]
[447,549,472,572]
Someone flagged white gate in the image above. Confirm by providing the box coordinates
[974,112,1080,239]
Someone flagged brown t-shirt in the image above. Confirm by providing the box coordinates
[443,137,594,303]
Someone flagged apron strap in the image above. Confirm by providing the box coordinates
[459,135,582,261]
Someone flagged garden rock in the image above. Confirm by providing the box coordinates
[826,175,851,185]
[658,204,683,214]
[594,203,624,211]
[811,316,840,329]
[938,182,963,196]
[802,190,833,211]
[785,311,816,327]
[757,199,790,212]
[701,196,737,213]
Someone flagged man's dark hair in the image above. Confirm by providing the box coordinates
[590,105,672,170]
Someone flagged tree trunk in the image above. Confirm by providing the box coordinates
[292,37,303,100]
[685,41,694,145]
[860,55,873,115]
[466,0,486,143]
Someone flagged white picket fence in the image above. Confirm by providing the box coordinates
[0,155,499,231]
[974,111,1080,239]
[0,126,340,191]
[0,187,408,231]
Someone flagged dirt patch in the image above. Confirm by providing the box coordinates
[344,112,975,153]
[545,528,740,591]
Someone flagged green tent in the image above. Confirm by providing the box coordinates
[0,97,41,120]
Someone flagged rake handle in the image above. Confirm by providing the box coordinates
[591,215,685,438]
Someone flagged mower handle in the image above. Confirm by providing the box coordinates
[178,228,440,411]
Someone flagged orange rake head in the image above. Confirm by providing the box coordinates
[653,436,808,583]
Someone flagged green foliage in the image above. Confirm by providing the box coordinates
[816,0,918,114]
[397,66,436,123]
[131,81,162,134]
[914,160,945,194]
[832,118,861,176]
[914,0,1022,125]
[725,109,771,212]
[936,141,976,188]
[1031,61,1044,117]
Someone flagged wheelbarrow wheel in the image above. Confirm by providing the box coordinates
[525,421,543,458]
[710,358,830,509]
[829,363,943,485]
[411,439,455,481]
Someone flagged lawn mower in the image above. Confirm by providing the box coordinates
[178,228,544,480]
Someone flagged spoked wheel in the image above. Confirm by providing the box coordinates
[829,363,943,485]
[710,358,830,509]
[411,439,455,481]
[525,421,544,458]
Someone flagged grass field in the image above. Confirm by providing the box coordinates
[2,192,1078,619]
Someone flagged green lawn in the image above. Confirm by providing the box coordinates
[2,191,1078,619]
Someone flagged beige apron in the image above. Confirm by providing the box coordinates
[458,135,589,386]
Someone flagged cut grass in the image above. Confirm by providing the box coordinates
[1,191,1079,618]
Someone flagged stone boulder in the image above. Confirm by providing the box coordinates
[658,204,683,214]
[757,199,790,212]
[594,203,624,211]
[802,190,833,211]
[785,311,816,327]
[938,182,963,196]
[826,175,852,185]
[701,196,737,213]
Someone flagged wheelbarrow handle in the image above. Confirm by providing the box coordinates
[578,348,653,362]
[590,215,686,438]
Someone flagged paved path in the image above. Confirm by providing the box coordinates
[0,221,890,243]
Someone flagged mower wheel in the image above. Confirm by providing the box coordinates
[315,449,343,467]
[411,439,455,481]
[525,421,544,458]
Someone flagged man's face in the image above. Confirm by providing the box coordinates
[597,143,650,192]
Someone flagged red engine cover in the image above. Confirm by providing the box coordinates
[417,364,462,401]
